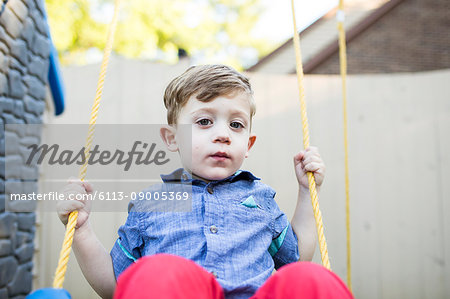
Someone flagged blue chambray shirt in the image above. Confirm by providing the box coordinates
[110,169,299,299]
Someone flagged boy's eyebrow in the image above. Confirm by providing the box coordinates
[190,107,250,118]
[230,111,250,122]
[190,107,217,115]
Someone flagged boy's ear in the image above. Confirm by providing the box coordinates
[160,125,178,152]
[245,134,257,158]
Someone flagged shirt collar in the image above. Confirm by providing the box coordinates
[160,168,260,184]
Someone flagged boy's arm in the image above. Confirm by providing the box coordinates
[291,187,318,261]
[57,179,116,299]
[72,221,116,299]
[290,146,325,261]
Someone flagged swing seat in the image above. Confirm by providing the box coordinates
[26,288,71,299]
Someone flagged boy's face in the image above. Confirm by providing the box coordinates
[161,92,256,181]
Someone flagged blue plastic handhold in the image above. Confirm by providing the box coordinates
[26,288,72,299]
[41,0,65,116]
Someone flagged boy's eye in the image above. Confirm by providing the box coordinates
[230,122,243,129]
[197,119,212,126]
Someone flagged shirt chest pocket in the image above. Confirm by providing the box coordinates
[240,195,263,209]
[226,195,272,233]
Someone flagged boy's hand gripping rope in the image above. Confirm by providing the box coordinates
[52,0,122,288]
[290,0,331,270]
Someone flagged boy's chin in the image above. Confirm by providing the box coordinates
[194,168,236,181]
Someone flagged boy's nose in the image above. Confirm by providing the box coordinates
[214,134,230,144]
[213,126,231,144]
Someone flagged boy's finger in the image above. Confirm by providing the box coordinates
[304,162,322,172]
[82,181,94,193]
[294,151,305,161]
[304,147,319,154]
[63,181,94,194]
[62,184,86,195]
[304,149,320,159]
[302,155,323,165]
[58,200,84,215]
[305,146,318,152]
[67,176,82,184]
[66,177,93,194]
[74,197,92,208]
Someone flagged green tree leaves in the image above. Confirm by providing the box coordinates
[46,0,272,69]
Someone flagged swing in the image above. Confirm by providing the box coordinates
[290,0,353,289]
[336,0,352,290]
[27,0,352,297]
[27,0,122,297]
[290,0,352,288]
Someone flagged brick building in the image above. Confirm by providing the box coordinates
[0,0,63,297]
[247,0,450,74]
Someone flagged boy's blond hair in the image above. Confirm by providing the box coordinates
[164,64,256,125]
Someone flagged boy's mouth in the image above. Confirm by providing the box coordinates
[210,152,230,161]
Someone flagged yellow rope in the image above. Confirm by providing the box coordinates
[337,0,352,290]
[290,0,331,270]
[52,0,122,288]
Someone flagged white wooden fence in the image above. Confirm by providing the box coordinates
[34,57,450,298]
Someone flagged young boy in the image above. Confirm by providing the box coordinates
[57,65,352,299]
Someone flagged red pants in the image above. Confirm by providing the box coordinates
[114,254,353,299]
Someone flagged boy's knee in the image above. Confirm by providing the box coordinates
[266,262,353,299]
[117,253,218,287]
[115,254,223,299]
[131,253,201,276]
[139,253,190,267]
[278,261,326,280]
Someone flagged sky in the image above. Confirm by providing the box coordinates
[94,0,339,45]
[86,0,340,66]
[253,0,338,44]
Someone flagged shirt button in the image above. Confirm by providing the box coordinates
[210,225,218,234]
[207,186,214,194]
[181,173,188,180]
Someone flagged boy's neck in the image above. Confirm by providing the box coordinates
[191,172,211,183]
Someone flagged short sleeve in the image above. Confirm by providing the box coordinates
[110,201,144,280]
[268,194,300,270]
